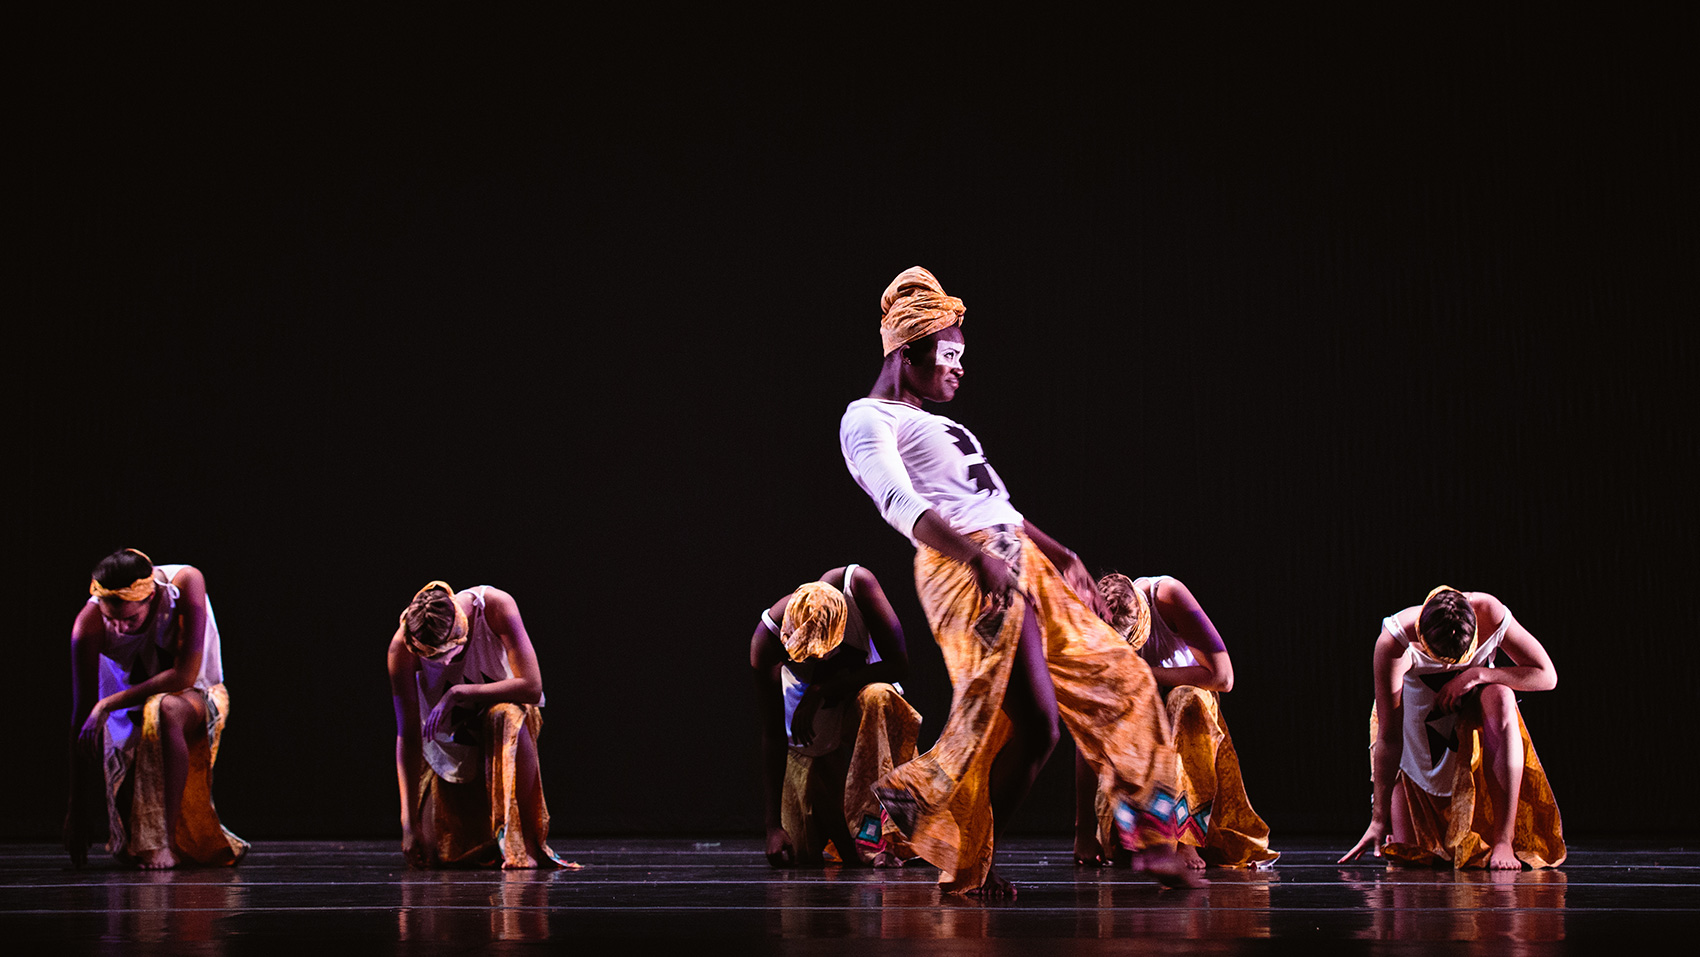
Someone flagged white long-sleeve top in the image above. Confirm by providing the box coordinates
[839,397,1024,545]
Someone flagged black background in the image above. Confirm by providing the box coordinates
[16,8,1696,844]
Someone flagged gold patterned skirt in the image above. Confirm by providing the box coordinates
[416,702,565,868]
[781,682,922,864]
[1369,703,1565,868]
[104,683,247,865]
[1096,685,1277,867]
[875,525,1184,893]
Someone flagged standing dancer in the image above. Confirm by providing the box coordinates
[388,581,569,868]
[1078,574,1276,870]
[1340,586,1564,869]
[65,548,247,869]
[751,565,921,868]
[839,266,1199,896]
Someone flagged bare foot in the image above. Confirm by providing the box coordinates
[1074,834,1106,867]
[1486,842,1522,871]
[965,864,1017,899]
[1177,844,1207,871]
[137,845,178,870]
[1138,846,1208,889]
[871,849,904,869]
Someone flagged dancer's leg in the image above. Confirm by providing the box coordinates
[973,603,1059,897]
[144,690,207,869]
[1477,685,1524,870]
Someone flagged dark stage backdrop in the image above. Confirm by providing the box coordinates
[17,10,1696,844]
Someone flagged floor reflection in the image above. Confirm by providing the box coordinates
[101,870,247,943]
[1342,866,1568,942]
[396,868,561,942]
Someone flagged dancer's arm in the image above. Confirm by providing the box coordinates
[421,589,543,740]
[388,634,427,866]
[1022,520,1109,619]
[1340,627,1409,862]
[76,566,210,756]
[1434,597,1557,713]
[1146,578,1234,693]
[65,608,104,867]
[806,567,910,707]
[914,510,1022,600]
[750,600,795,866]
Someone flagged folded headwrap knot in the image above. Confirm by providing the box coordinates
[1096,573,1152,652]
[781,582,849,662]
[401,580,470,660]
[880,266,965,356]
[89,548,158,602]
[1415,585,1477,664]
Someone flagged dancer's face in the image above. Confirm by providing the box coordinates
[99,597,152,635]
[904,326,966,403]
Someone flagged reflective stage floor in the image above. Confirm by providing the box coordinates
[2,838,1695,954]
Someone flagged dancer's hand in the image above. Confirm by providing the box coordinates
[77,703,109,760]
[1434,668,1482,714]
[765,826,796,867]
[790,687,824,748]
[422,687,460,741]
[1339,820,1389,862]
[971,552,1021,610]
[1062,560,1109,621]
[402,824,428,867]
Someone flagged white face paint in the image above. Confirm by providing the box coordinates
[935,339,965,373]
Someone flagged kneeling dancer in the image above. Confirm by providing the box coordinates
[388,581,569,868]
[1081,574,1276,870]
[1340,586,1564,869]
[752,565,921,867]
[66,549,247,869]
[840,266,1199,896]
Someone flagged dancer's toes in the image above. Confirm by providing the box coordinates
[966,865,1017,899]
[1140,847,1208,889]
[137,846,178,870]
[1177,844,1207,871]
[1487,842,1522,871]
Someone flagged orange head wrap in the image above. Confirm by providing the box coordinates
[400,580,469,660]
[880,266,965,356]
[1415,585,1477,665]
[89,548,158,602]
[1096,573,1152,652]
[780,582,849,662]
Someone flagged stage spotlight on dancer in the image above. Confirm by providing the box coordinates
[65,549,247,869]
[751,565,921,868]
[388,581,571,869]
[839,266,1201,896]
[1079,574,1277,870]
[1339,586,1565,870]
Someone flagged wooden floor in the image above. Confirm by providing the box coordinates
[2,838,1695,954]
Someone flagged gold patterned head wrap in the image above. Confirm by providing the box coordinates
[89,548,158,602]
[1097,573,1152,652]
[1415,585,1477,664]
[880,266,966,356]
[780,582,849,662]
[400,580,469,660]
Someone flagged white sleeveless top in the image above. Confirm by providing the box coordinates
[760,566,895,757]
[1133,576,1198,670]
[87,564,224,753]
[415,586,543,783]
[1381,603,1513,796]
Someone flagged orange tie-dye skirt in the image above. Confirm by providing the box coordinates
[875,525,1184,893]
